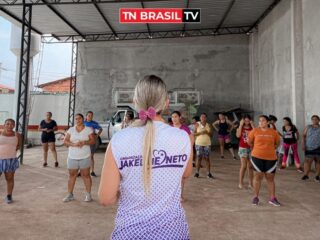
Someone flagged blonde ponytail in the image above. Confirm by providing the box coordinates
[142,119,155,194]
[133,75,168,195]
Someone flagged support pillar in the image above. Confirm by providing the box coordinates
[67,42,78,128]
[15,2,32,164]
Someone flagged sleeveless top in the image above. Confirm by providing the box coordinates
[111,121,191,240]
[218,120,229,135]
[0,133,18,159]
[306,125,320,150]
[195,122,211,146]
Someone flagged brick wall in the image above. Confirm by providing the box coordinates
[41,79,70,93]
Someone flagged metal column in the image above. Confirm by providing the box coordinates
[67,42,78,128]
[16,2,33,164]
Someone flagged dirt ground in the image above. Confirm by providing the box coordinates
[0,146,319,240]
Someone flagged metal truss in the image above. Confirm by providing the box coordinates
[67,42,78,128]
[15,2,32,164]
[247,0,282,33]
[42,26,252,43]
[0,0,169,6]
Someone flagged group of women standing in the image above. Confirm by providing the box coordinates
[38,111,103,202]
[1,74,319,240]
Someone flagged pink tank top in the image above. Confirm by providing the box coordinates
[0,133,18,159]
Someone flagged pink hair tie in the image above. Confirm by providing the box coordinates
[139,107,157,121]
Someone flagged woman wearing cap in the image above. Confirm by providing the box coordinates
[0,119,21,203]
[248,115,281,206]
[99,75,193,239]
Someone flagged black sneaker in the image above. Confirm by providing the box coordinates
[221,156,225,159]
[207,173,214,179]
[194,173,199,178]
[301,175,309,181]
[315,176,320,183]
[5,195,13,204]
[90,172,97,177]
[77,172,81,177]
[55,162,59,168]
[43,162,48,167]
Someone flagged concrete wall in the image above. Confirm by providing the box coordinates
[250,0,293,121]
[76,35,250,122]
[250,0,320,130]
[302,0,320,120]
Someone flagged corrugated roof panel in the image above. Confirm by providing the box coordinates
[0,0,278,37]
[186,0,231,30]
[54,4,109,34]
[224,0,274,26]
[2,5,78,35]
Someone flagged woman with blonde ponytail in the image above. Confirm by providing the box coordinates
[99,75,193,239]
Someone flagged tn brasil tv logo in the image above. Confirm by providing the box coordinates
[120,8,201,24]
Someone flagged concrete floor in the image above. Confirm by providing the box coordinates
[0,146,319,240]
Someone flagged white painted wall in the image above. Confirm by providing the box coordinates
[0,93,69,144]
[0,94,14,123]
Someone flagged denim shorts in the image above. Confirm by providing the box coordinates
[195,145,210,158]
[67,157,90,170]
[0,158,19,173]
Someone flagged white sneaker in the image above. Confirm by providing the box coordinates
[63,193,74,202]
[84,192,92,202]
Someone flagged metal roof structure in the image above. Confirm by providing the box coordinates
[0,0,282,43]
[0,0,282,163]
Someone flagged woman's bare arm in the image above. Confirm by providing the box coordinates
[98,143,121,206]
[182,135,194,179]
[16,133,22,151]
[212,120,219,131]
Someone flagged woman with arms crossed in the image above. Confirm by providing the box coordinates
[99,75,193,239]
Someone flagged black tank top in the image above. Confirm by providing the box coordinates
[218,121,229,135]
[282,126,297,144]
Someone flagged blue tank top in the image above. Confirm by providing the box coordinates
[110,121,191,239]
